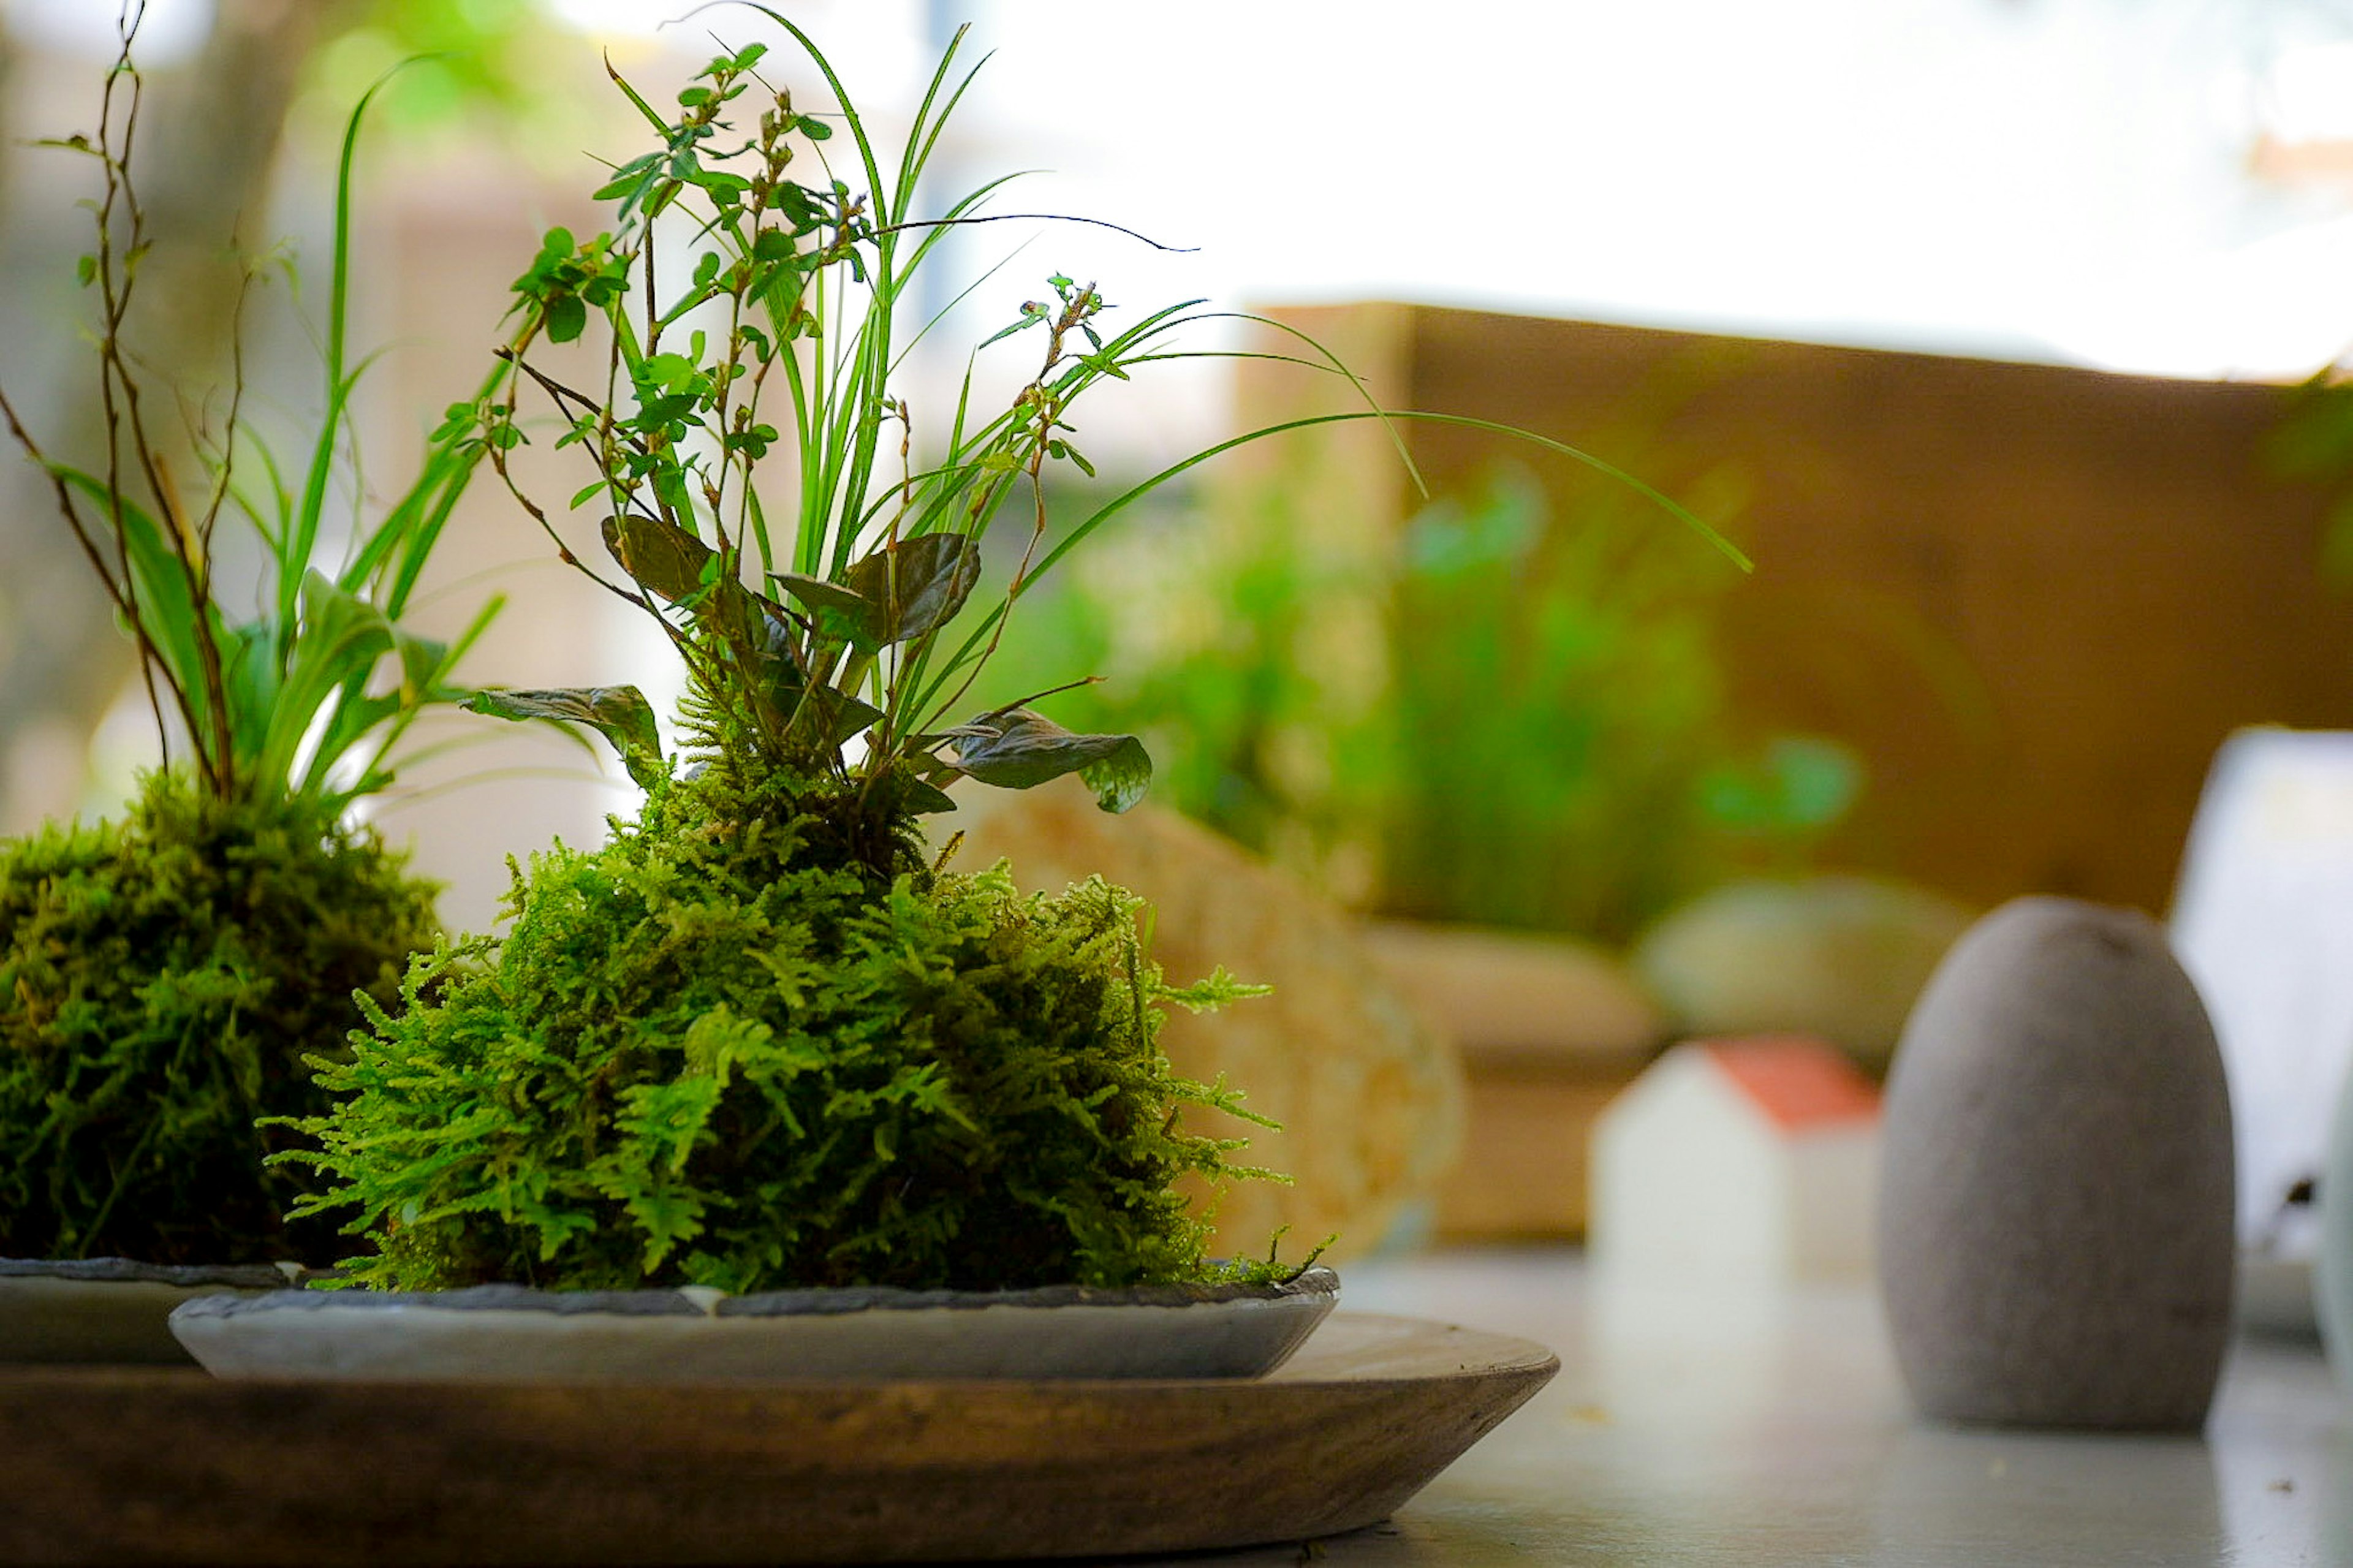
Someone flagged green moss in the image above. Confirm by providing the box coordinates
[0,768,439,1265]
[283,765,1274,1293]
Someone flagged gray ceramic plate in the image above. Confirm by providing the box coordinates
[1,1257,301,1365]
[168,1267,1341,1383]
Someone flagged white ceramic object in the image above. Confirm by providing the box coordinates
[2315,1059,2353,1384]
[1590,1036,1881,1286]
[1,1258,297,1364]
[2171,727,2353,1256]
[170,1268,1341,1383]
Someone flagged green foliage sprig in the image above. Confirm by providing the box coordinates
[278,766,1271,1293]
[0,8,503,814]
[441,13,1750,861]
[438,15,1458,844]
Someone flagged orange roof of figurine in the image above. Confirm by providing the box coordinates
[1700,1036,1881,1131]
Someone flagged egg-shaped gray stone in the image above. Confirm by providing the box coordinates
[1877,896,2235,1431]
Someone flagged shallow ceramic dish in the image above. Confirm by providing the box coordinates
[1,1257,298,1365]
[169,1265,1340,1383]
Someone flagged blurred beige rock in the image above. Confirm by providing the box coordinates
[938,779,1463,1265]
[1633,874,1977,1075]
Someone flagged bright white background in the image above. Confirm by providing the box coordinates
[542,0,2353,469]
[20,0,2353,387]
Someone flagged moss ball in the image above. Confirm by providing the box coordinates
[0,768,439,1265]
[288,767,1270,1293]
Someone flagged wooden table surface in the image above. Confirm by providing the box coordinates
[1162,1247,2346,1567]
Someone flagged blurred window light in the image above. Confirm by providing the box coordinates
[2,0,214,64]
[2043,218,2353,381]
[539,0,928,100]
[543,0,675,39]
[928,0,2353,385]
[12,0,2349,387]
[2259,39,2353,146]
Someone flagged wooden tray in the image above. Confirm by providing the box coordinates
[0,1310,1555,1564]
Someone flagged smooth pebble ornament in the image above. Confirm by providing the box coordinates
[1877,896,2235,1431]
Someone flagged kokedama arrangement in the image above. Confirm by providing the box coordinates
[0,34,499,1273]
[271,13,1338,1300]
[4,2,1370,1318]
[0,18,1673,1559]
[3,8,1731,1366]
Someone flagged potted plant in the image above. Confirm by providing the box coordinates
[0,22,506,1360]
[170,14,1369,1384]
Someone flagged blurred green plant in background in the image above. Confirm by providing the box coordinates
[293,0,596,165]
[980,460,1862,945]
[2269,373,2353,588]
[1382,469,1860,939]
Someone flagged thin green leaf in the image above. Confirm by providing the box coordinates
[942,706,1151,812]
[54,468,211,709]
[772,570,881,650]
[462,685,665,789]
[287,56,422,635]
[255,570,398,787]
[841,532,981,644]
[1078,735,1152,814]
[914,404,1748,724]
[901,774,959,814]
[602,511,717,604]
